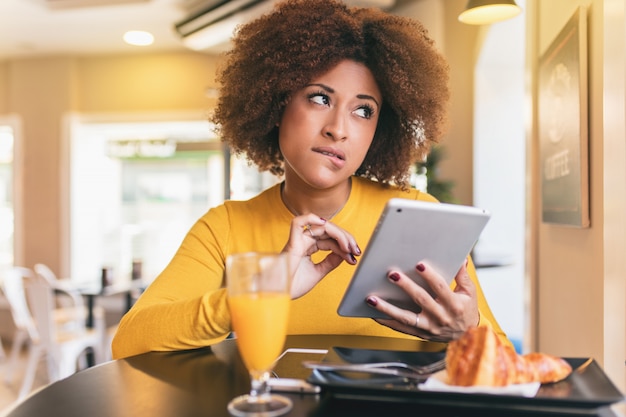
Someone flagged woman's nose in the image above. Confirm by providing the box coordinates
[322,111,347,141]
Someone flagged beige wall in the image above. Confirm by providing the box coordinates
[528,0,626,390]
[9,58,75,278]
[0,63,7,113]
[76,53,218,112]
[441,2,480,206]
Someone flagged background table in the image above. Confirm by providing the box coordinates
[2,335,624,417]
[75,280,145,328]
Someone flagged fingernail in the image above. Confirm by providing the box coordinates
[366,296,378,306]
[350,254,357,264]
[389,272,400,282]
[355,244,362,255]
[416,263,425,272]
[319,217,327,223]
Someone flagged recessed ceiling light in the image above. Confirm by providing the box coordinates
[123,30,154,46]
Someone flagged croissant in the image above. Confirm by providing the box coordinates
[445,326,572,386]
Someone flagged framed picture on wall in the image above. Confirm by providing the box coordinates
[538,6,589,227]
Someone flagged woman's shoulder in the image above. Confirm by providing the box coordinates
[352,176,439,203]
[193,183,285,240]
[215,183,285,218]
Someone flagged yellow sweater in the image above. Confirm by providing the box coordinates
[112,177,509,358]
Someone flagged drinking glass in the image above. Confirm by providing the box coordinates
[226,252,292,417]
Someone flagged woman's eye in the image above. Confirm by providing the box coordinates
[309,93,330,106]
[354,105,374,119]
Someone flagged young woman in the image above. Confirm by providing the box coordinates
[112,0,510,359]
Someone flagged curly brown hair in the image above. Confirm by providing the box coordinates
[212,0,450,189]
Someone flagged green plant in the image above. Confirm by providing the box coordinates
[415,145,456,203]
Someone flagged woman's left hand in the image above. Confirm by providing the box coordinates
[367,260,479,342]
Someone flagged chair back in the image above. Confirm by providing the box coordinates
[0,267,40,342]
[24,274,57,348]
[33,263,59,287]
[33,263,84,309]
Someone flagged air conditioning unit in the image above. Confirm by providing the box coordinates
[174,0,278,52]
[174,0,396,52]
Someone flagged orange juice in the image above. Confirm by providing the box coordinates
[229,292,290,372]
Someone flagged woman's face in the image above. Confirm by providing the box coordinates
[278,60,382,191]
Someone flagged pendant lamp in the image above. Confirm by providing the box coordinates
[458,0,522,25]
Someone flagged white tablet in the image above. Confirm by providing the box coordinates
[337,198,490,319]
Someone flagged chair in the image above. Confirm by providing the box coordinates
[1,267,40,387]
[34,262,92,307]
[33,263,89,326]
[33,263,118,361]
[0,266,106,400]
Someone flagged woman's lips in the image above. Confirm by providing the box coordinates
[313,147,346,168]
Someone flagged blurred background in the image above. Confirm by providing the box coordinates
[1,0,624,396]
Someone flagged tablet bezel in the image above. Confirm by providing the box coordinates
[337,198,490,319]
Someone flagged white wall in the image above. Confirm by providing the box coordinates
[473,8,527,351]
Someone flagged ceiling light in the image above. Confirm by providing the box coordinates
[458,0,522,25]
[123,30,154,46]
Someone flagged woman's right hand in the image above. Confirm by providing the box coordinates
[282,214,360,299]
[367,260,479,342]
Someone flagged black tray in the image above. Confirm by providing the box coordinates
[307,347,625,415]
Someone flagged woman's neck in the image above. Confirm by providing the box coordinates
[281,178,352,220]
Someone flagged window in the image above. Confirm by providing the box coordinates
[69,117,277,286]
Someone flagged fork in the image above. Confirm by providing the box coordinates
[302,358,446,380]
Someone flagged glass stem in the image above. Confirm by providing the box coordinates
[249,370,271,400]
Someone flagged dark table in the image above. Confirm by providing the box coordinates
[76,280,145,328]
[3,335,624,417]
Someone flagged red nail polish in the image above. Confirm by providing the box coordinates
[350,254,357,264]
[416,263,425,272]
[389,272,400,282]
[366,296,378,306]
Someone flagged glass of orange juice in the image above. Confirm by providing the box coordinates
[226,252,293,417]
